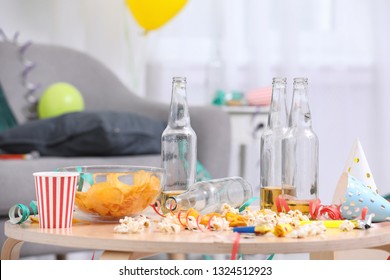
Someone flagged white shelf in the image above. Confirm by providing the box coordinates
[221,106,269,189]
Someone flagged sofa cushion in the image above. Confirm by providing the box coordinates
[0,111,166,156]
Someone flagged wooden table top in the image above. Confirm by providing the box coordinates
[4,220,390,256]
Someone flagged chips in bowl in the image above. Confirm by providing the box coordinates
[58,166,164,222]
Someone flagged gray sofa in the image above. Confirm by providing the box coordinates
[0,41,231,258]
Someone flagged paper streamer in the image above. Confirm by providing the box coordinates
[9,201,38,224]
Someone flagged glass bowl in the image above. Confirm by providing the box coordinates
[58,165,165,222]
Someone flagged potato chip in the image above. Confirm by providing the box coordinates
[225,211,248,227]
[29,215,39,223]
[200,213,221,226]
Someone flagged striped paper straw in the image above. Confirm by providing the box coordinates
[33,172,79,228]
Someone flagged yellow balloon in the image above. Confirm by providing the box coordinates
[125,0,188,33]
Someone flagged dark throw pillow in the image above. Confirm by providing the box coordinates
[0,111,166,156]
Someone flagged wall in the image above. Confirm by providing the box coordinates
[1,0,389,206]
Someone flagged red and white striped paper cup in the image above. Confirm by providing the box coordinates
[33,172,79,228]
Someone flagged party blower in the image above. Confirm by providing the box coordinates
[233,215,373,235]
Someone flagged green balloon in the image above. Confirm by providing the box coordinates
[38,82,84,119]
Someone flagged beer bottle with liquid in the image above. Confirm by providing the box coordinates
[281,77,319,215]
[260,77,289,211]
[161,77,197,214]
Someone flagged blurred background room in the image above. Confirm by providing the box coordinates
[1,0,390,207]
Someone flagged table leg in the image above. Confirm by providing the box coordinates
[310,251,335,260]
[312,245,390,260]
[167,253,186,260]
[100,251,157,260]
[1,238,24,260]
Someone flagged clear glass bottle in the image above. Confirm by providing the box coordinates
[282,77,319,215]
[260,77,288,212]
[161,77,197,214]
[165,177,253,214]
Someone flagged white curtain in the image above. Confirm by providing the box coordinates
[0,0,144,94]
[1,0,390,203]
[145,0,390,203]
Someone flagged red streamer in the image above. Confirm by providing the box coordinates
[207,214,216,230]
[360,206,368,221]
[185,212,191,229]
[195,215,206,232]
[275,196,291,213]
[275,196,282,212]
[230,232,241,260]
[150,201,166,218]
[309,199,320,219]
[177,211,186,227]
[309,199,342,220]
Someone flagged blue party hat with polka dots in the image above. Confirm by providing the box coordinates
[337,172,390,222]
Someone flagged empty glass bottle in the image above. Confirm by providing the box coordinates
[260,77,288,212]
[282,77,319,215]
[161,77,197,214]
[165,177,253,214]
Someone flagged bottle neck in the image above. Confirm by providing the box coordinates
[168,79,191,128]
[165,197,179,212]
[268,82,288,129]
[165,193,194,212]
[289,82,312,128]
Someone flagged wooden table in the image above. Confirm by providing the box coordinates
[2,220,390,260]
